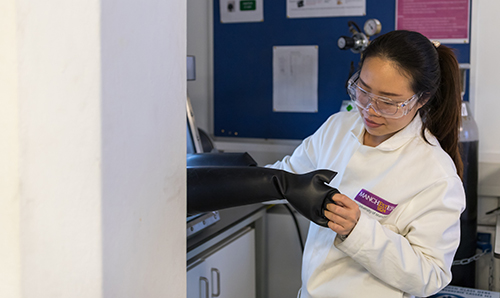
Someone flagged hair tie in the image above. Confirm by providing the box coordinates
[431,40,441,48]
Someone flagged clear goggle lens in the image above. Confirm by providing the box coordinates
[347,72,420,119]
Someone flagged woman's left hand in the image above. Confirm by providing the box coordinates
[324,193,361,237]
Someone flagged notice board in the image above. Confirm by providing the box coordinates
[213,0,471,140]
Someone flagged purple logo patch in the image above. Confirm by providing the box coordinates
[354,189,397,216]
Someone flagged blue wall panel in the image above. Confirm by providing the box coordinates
[213,0,470,140]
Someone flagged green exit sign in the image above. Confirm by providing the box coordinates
[240,0,256,11]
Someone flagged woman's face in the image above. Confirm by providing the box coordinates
[357,57,424,147]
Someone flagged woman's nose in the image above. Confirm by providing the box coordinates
[363,100,382,117]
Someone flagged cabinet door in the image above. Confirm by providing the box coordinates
[205,229,255,298]
[187,259,210,298]
[187,229,256,298]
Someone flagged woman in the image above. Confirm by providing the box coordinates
[269,30,465,298]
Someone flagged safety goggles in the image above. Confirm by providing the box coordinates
[347,71,421,119]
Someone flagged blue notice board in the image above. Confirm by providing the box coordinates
[213,0,470,140]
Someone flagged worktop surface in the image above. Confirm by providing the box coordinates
[187,204,266,252]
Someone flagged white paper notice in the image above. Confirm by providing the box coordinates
[220,0,264,23]
[287,0,365,18]
[273,46,318,113]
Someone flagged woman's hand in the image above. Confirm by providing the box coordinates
[324,193,361,237]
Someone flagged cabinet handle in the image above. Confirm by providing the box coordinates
[199,276,209,298]
[211,268,220,297]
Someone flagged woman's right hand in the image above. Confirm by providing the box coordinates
[324,193,360,237]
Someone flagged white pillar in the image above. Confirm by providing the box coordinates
[471,0,500,163]
[0,0,21,296]
[100,0,186,296]
[0,0,186,297]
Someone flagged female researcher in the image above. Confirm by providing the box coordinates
[269,30,466,298]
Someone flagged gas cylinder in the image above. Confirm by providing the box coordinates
[451,100,479,287]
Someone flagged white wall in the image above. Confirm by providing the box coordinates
[0,0,21,296]
[187,0,213,133]
[100,0,186,296]
[0,0,186,297]
[471,0,500,164]
[16,0,103,296]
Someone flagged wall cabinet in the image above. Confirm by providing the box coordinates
[187,228,256,298]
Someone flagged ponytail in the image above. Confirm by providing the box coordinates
[362,31,463,179]
[419,45,463,179]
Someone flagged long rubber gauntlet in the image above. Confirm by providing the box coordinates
[187,166,340,227]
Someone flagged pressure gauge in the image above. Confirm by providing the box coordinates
[363,19,382,37]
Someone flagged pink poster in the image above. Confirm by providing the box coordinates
[396,0,470,43]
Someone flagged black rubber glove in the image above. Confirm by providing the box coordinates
[187,166,340,227]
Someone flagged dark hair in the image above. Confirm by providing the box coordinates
[360,30,463,179]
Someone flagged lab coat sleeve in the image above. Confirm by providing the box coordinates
[335,176,465,297]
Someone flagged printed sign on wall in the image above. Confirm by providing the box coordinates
[287,0,366,19]
[273,46,318,113]
[396,0,470,43]
[220,0,264,23]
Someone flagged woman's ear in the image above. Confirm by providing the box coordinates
[416,93,431,110]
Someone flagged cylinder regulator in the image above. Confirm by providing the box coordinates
[337,19,382,53]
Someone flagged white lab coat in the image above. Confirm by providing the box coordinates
[270,111,465,298]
